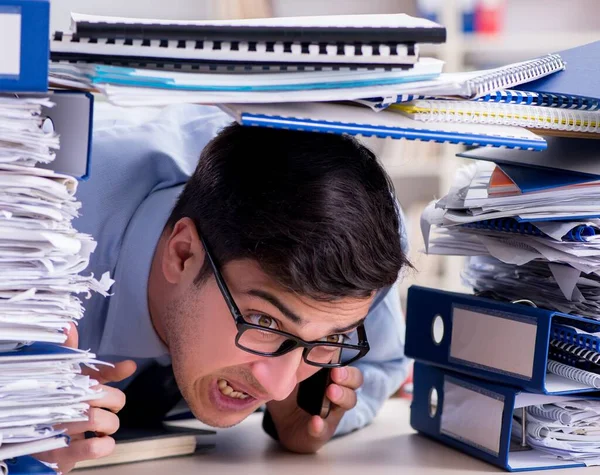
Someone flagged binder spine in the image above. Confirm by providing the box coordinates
[409,99,600,132]
[466,53,565,98]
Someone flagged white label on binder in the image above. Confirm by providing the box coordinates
[449,305,537,379]
[0,13,21,76]
[440,379,504,456]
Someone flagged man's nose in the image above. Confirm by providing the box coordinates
[250,348,304,401]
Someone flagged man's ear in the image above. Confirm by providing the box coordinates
[162,217,204,285]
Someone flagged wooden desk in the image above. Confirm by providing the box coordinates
[76,399,584,475]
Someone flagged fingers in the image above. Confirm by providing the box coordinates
[55,407,120,437]
[326,383,357,411]
[330,366,363,390]
[89,385,126,413]
[83,360,137,385]
[63,323,79,349]
[35,436,115,472]
[307,415,326,438]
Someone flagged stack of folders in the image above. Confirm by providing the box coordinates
[405,41,600,471]
[0,2,112,473]
[49,11,577,150]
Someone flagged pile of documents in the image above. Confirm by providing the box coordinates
[0,96,110,469]
[403,40,600,471]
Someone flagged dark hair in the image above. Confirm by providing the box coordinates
[167,123,410,300]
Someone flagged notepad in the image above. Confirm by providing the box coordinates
[393,100,600,138]
[220,102,547,150]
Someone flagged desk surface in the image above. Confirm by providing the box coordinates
[76,399,583,475]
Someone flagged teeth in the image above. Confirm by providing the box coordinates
[217,379,250,400]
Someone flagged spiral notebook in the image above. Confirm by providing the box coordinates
[359,90,600,111]
[219,102,547,150]
[50,13,445,71]
[394,99,600,138]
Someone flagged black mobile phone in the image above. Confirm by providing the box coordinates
[296,350,341,418]
[297,367,334,418]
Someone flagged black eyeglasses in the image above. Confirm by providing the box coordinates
[199,234,370,368]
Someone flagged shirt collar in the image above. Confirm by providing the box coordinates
[98,185,184,359]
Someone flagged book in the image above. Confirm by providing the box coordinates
[392,100,600,138]
[73,424,216,469]
[220,102,547,150]
[515,40,600,102]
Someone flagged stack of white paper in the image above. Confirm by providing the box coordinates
[462,256,600,319]
[420,160,600,317]
[513,399,600,463]
[0,98,112,348]
[0,96,110,462]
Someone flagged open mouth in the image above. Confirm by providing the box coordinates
[217,378,252,400]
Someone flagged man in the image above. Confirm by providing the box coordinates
[36,104,411,472]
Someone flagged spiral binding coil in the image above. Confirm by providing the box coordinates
[550,339,600,365]
[547,359,600,388]
[477,90,600,111]
[461,218,543,236]
[411,98,600,133]
[52,31,415,58]
[529,404,572,425]
[466,53,565,98]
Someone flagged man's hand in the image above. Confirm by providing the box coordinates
[266,366,363,454]
[34,325,137,474]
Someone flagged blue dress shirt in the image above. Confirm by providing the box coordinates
[74,103,410,437]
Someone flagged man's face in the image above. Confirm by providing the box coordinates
[161,259,373,429]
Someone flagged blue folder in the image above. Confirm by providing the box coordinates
[0,0,49,92]
[404,285,600,394]
[515,41,600,102]
[3,456,56,474]
[411,362,593,472]
[497,163,599,194]
[40,91,94,180]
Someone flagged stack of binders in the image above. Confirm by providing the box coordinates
[0,1,107,473]
[406,41,600,471]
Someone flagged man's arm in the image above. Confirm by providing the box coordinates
[334,281,410,436]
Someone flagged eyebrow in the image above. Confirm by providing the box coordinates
[246,289,366,334]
